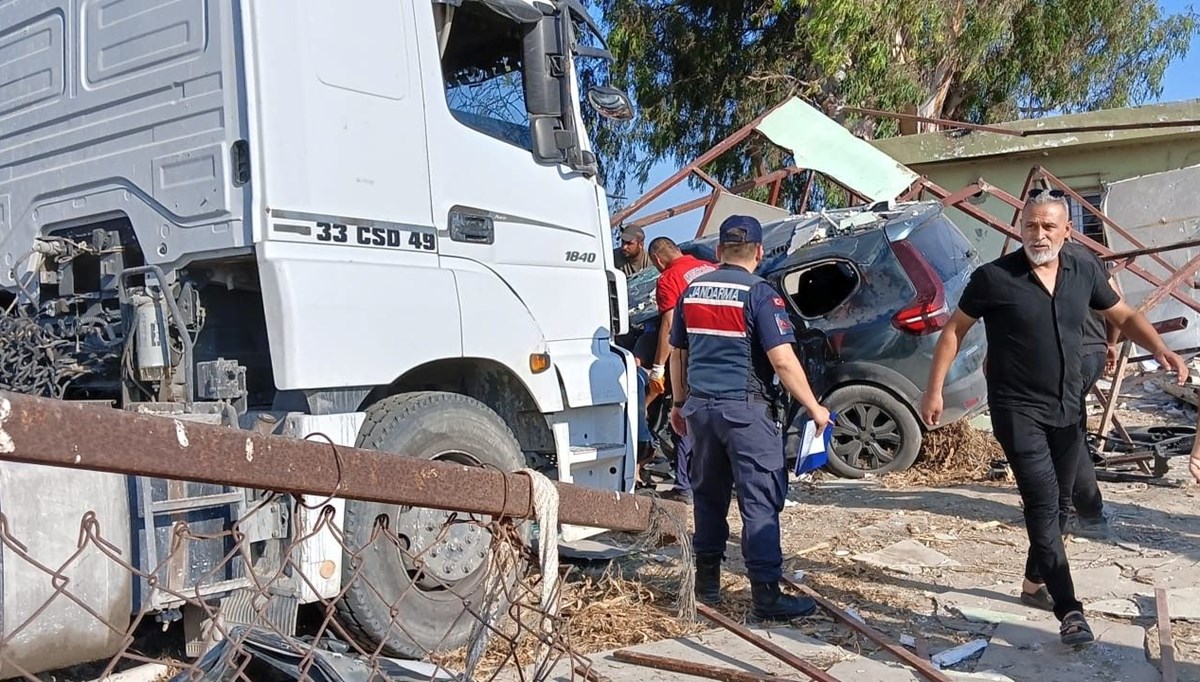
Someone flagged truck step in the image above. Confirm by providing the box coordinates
[151,491,245,515]
[565,444,625,465]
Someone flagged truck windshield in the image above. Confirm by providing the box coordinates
[439,2,533,150]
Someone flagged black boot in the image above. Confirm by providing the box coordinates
[751,581,817,621]
[694,554,723,605]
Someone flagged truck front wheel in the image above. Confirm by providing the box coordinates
[334,391,529,659]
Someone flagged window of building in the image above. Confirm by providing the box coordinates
[782,260,860,319]
[1069,189,1106,246]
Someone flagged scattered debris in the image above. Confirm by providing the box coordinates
[885,421,1003,487]
[931,639,989,669]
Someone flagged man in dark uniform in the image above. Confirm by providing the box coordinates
[667,215,832,621]
[921,190,1187,646]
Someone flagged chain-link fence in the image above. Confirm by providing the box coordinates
[0,391,693,682]
[0,471,690,682]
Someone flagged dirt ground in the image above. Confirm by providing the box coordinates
[528,398,1200,682]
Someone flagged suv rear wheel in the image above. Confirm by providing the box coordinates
[822,384,922,478]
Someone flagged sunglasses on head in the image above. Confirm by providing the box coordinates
[1027,188,1066,199]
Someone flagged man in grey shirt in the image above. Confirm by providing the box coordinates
[615,225,653,276]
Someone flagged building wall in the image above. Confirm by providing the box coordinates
[908,137,1200,261]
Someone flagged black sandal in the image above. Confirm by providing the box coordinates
[1020,585,1055,612]
[1060,611,1095,646]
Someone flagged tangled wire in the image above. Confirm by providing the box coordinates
[0,306,123,399]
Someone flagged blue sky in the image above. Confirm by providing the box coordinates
[617,0,1200,245]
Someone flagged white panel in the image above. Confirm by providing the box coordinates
[549,338,628,408]
[279,412,365,602]
[311,0,408,100]
[0,10,64,118]
[257,240,461,389]
[450,260,564,412]
[250,0,432,235]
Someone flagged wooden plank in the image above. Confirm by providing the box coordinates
[1156,587,1178,682]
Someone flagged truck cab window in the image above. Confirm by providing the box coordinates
[438,2,532,150]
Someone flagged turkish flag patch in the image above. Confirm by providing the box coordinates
[774,312,793,335]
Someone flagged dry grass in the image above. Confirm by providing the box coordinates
[432,562,703,679]
[883,420,1004,487]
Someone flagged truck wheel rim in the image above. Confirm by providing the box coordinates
[396,450,491,590]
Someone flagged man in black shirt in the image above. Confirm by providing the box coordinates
[921,190,1188,646]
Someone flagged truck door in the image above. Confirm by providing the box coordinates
[416,1,615,348]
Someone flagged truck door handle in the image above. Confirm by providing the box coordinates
[449,211,494,244]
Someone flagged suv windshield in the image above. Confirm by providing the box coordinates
[439,2,532,150]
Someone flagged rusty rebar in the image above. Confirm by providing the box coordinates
[612,649,795,682]
[781,579,951,682]
[694,604,839,682]
[0,390,685,533]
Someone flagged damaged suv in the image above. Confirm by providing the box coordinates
[621,200,988,478]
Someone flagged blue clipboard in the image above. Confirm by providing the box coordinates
[793,411,837,476]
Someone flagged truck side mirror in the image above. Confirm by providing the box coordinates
[587,86,633,121]
[523,16,571,165]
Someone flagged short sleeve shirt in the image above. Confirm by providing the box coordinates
[656,254,717,313]
[958,247,1119,426]
[1062,242,1110,353]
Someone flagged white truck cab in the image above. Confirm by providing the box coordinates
[0,0,635,672]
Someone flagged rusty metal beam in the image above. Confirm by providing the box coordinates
[692,167,727,191]
[612,650,794,682]
[627,167,804,231]
[1103,237,1200,262]
[1157,587,1178,682]
[695,604,839,682]
[782,579,951,682]
[0,391,685,533]
[611,102,792,227]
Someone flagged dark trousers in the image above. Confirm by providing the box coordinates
[1065,351,1106,520]
[683,396,787,583]
[991,408,1085,621]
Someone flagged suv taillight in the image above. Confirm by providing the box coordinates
[888,238,949,336]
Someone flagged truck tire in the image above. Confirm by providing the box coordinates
[334,391,529,659]
[822,384,922,479]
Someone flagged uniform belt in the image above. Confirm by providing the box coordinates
[688,393,773,404]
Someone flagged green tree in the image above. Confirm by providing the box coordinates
[590,0,1198,201]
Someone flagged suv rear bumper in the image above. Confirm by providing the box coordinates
[929,364,988,430]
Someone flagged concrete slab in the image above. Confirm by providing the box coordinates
[852,540,961,576]
[827,657,921,681]
[934,585,1046,623]
[1089,597,1152,619]
[975,617,1157,682]
[1071,566,1152,602]
[1164,586,1200,620]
